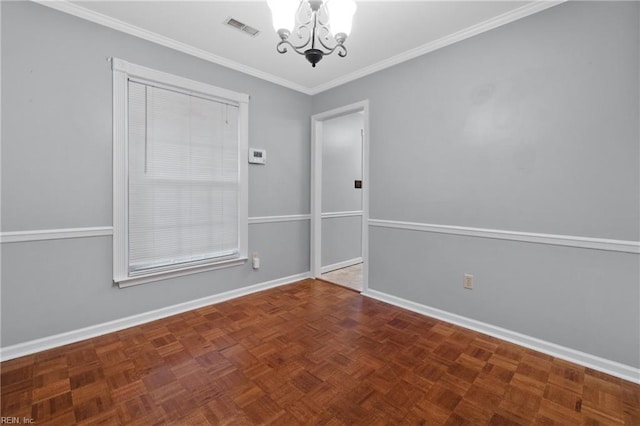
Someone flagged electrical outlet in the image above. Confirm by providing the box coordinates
[463,274,473,290]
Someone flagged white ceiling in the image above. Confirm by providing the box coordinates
[49,1,560,94]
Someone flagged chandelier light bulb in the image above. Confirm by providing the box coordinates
[327,0,357,38]
[267,0,299,33]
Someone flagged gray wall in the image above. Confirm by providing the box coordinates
[321,112,363,268]
[322,216,362,268]
[1,2,311,346]
[313,1,640,367]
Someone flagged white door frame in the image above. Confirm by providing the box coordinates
[310,100,370,292]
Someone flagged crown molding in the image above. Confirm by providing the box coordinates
[307,1,565,95]
[34,0,563,96]
[33,0,314,95]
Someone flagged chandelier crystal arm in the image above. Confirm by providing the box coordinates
[315,24,334,51]
[335,44,348,58]
[276,38,311,55]
[276,26,312,53]
[294,23,312,44]
[319,41,347,57]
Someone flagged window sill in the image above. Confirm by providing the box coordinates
[116,257,248,288]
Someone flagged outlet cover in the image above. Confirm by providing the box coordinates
[464,274,473,290]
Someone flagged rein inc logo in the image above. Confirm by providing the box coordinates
[0,418,35,424]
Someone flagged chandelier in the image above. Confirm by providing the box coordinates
[267,0,357,68]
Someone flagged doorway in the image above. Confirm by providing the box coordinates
[311,101,369,292]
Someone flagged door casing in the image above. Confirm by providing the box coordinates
[310,100,370,292]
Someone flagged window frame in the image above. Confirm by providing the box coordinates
[112,58,249,288]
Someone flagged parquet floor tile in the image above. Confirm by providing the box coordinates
[1,279,639,425]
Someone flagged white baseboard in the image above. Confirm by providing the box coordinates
[362,289,640,384]
[0,272,310,362]
[321,257,363,274]
[5,274,636,384]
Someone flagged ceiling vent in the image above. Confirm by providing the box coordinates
[225,18,260,37]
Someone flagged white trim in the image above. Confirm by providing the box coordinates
[112,64,128,284]
[311,101,370,293]
[0,227,113,243]
[369,219,640,254]
[321,257,363,274]
[362,108,370,294]
[0,272,310,362]
[0,216,312,244]
[112,58,249,104]
[34,1,312,95]
[117,258,248,288]
[311,102,370,122]
[238,100,250,263]
[35,1,562,96]
[310,116,323,278]
[307,1,564,95]
[362,289,640,384]
[248,214,311,224]
[112,58,250,286]
[321,210,363,219]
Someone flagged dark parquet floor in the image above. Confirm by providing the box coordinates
[1,279,639,425]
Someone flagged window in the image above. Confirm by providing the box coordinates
[112,59,248,287]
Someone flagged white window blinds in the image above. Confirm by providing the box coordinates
[127,80,240,274]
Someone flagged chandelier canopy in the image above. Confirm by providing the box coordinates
[267,0,357,68]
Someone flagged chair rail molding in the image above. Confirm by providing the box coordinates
[1,215,311,244]
[248,214,311,224]
[321,210,363,219]
[0,227,114,243]
[369,219,640,254]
